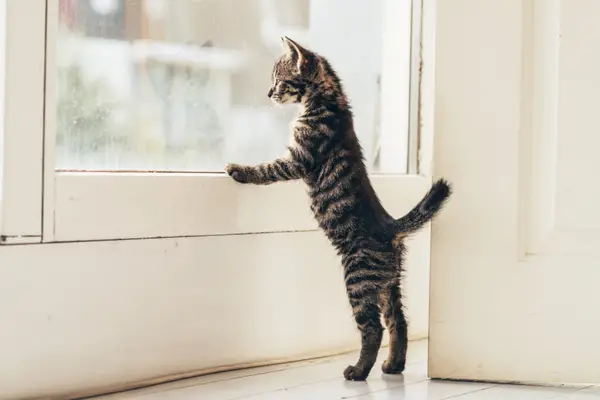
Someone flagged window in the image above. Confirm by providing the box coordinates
[55,0,413,172]
[2,0,427,244]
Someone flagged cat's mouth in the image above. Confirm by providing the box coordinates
[272,93,299,105]
[271,95,286,104]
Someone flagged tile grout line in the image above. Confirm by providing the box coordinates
[441,384,500,399]
[547,384,595,399]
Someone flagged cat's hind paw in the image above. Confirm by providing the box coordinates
[343,365,370,381]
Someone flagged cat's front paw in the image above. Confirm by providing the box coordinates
[225,163,250,183]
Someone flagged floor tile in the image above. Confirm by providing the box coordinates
[551,386,600,399]
[350,380,495,400]
[236,362,427,400]
[448,383,587,399]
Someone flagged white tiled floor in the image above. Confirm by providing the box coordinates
[91,340,599,400]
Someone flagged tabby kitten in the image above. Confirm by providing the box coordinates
[226,37,451,381]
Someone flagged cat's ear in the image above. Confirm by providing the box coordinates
[281,36,311,72]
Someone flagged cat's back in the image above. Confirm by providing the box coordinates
[306,119,395,245]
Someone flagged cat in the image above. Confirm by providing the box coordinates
[225,37,452,381]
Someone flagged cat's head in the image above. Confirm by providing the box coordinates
[268,37,323,105]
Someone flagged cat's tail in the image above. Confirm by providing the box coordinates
[394,178,452,238]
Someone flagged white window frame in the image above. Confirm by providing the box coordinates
[0,0,46,244]
[1,0,434,244]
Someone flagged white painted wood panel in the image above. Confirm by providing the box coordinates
[51,174,431,242]
[0,225,430,399]
[554,0,600,230]
[429,0,600,385]
[42,0,58,242]
[0,0,45,242]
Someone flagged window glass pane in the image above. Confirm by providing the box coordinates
[55,0,411,172]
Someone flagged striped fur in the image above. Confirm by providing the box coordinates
[226,37,452,381]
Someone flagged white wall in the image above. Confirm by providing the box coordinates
[0,179,431,399]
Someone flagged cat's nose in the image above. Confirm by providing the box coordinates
[267,88,274,98]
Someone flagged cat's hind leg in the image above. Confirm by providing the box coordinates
[343,294,383,381]
[381,283,407,374]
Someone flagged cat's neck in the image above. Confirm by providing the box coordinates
[301,87,350,115]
